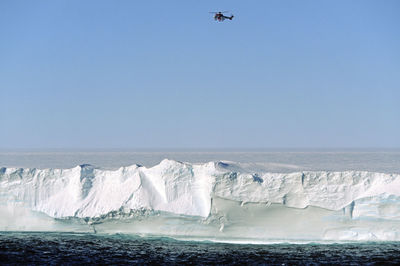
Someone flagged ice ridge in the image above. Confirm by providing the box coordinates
[1,159,399,220]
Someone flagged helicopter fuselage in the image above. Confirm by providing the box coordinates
[214,13,234,22]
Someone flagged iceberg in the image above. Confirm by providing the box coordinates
[1,159,399,242]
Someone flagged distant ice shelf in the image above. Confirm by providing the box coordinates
[1,159,400,242]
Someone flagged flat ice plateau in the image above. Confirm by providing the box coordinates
[1,158,400,243]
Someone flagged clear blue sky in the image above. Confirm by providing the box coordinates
[1,0,399,149]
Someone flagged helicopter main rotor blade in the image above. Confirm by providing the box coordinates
[209,11,230,13]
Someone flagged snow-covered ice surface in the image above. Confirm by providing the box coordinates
[1,150,400,243]
[1,149,400,173]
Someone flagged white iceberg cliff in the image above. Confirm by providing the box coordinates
[1,159,399,242]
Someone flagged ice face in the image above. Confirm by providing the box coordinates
[1,159,399,242]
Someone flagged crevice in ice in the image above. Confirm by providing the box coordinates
[252,173,263,183]
[349,201,355,219]
[79,164,95,199]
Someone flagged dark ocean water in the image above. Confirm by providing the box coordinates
[1,233,400,265]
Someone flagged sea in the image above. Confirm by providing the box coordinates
[1,149,400,265]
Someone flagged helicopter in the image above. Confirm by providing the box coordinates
[210,11,234,22]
